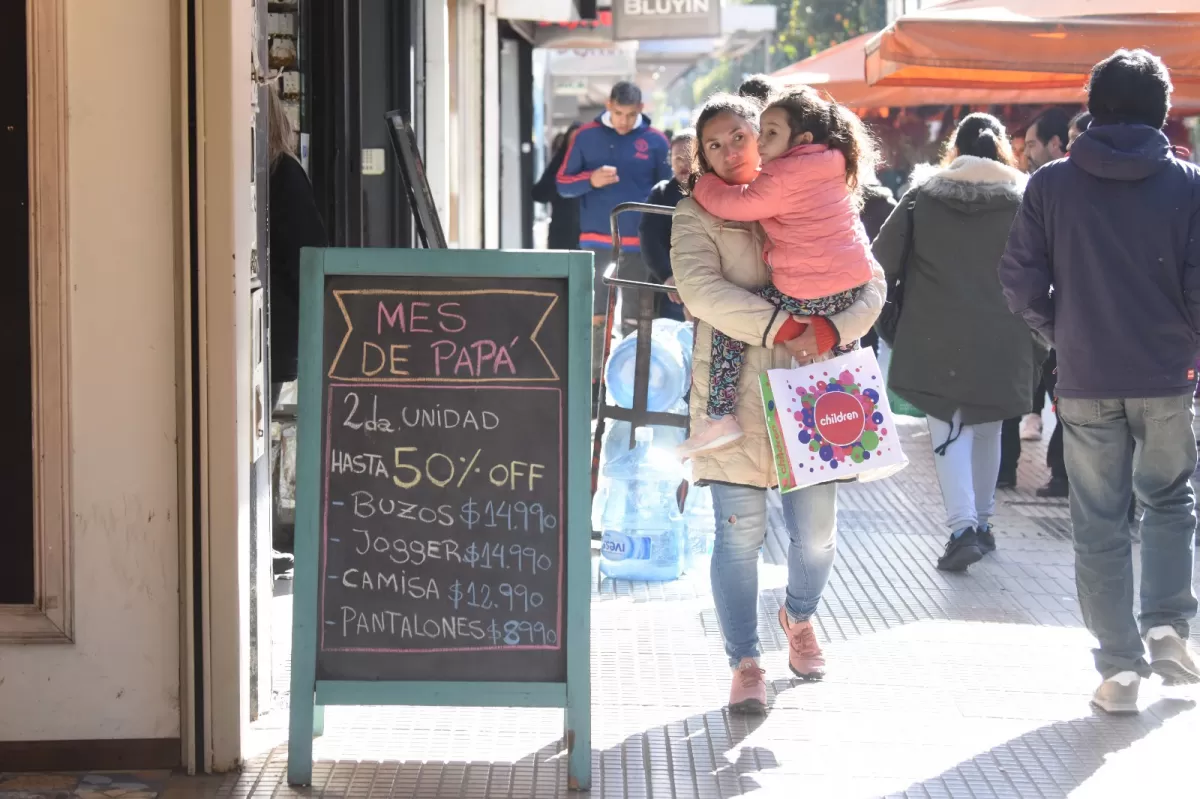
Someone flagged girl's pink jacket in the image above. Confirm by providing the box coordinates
[693,144,877,299]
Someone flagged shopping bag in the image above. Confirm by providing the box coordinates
[760,348,909,493]
[877,340,924,418]
[887,389,926,419]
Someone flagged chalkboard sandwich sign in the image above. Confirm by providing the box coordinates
[288,248,594,790]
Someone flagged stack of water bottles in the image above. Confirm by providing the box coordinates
[594,320,716,582]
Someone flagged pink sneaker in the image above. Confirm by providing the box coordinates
[677,415,745,460]
[729,658,767,714]
[778,608,825,680]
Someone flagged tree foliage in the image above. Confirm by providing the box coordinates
[676,1,888,110]
[769,0,887,71]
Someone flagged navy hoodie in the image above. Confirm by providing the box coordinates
[999,125,1200,399]
[556,113,671,251]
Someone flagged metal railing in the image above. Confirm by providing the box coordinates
[591,202,691,500]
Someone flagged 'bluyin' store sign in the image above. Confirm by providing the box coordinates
[612,0,721,41]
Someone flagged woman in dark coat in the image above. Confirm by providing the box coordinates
[532,122,581,250]
[873,113,1045,573]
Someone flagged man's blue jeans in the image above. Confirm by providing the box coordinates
[1058,395,1199,678]
[709,483,838,667]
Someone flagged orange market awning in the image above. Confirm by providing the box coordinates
[866,2,1200,97]
[773,32,1094,109]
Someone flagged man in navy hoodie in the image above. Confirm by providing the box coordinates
[1000,49,1200,714]
[557,82,671,389]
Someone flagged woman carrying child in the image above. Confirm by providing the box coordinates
[677,88,882,458]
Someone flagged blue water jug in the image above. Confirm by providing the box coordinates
[599,427,685,582]
[682,483,716,574]
[604,325,690,412]
[599,399,688,467]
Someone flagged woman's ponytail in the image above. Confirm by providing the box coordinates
[948,113,1017,167]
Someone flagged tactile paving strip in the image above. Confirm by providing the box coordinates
[167,410,1200,799]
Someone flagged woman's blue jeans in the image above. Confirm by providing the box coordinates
[709,482,839,667]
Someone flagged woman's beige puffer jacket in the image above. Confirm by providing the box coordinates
[671,196,887,488]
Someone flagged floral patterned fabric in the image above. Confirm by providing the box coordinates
[707,283,863,417]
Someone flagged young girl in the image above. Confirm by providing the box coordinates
[677,88,881,458]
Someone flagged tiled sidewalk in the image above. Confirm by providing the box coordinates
[168,409,1200,799]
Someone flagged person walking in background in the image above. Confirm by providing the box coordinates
[556,81,672,402]
[532,121,581,251]
[736,74,776,105]
[1069,111,1092,144]
[267,84,327,566]
[1036,110,1094,499]
[671,92,885,712]
[1023,107,1071,173]
[874,113,1045,572]
[1000,49,1200,713]
[1036,346,1071,498]
[639,129,696,322]
[859,171,898,243]
[267,84,327,411]
[678,88,881,457]
[857,171,898,354]
[999,107,1072,486]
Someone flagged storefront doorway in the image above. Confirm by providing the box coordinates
[0,0,36,605]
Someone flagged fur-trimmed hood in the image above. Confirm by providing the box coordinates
[910,156,1026,210]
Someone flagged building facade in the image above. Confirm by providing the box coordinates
[0,0,566,774]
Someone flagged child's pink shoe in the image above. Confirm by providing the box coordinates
[676,415,745,460]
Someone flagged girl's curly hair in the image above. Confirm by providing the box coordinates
[766,87,880,193]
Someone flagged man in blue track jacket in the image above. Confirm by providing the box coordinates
[999,49,1200,714]
[557,82,671,293]
[557,82,671,393]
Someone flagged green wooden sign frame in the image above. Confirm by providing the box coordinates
[287,247,594,790]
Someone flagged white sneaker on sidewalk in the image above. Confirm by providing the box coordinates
[1145,626,1200,685]
[677,415,745,460]
[1091,671,1140,715]
[1020,413,1043,441]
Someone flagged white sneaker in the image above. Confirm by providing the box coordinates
[1091,671,1140,715]
[677,416,745,460]
[1146,626,1200,685]
[1019,413,1043,441]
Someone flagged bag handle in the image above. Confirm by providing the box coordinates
[897,189,918,280]
[875,189,919,347]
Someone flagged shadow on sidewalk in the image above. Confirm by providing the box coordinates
[900,698,1196,797]
[250,706,778,798]
[588,706,777,798]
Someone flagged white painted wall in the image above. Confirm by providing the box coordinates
[0,0,181,741]
[483,1,500,248]
[195,0,255,770]
[425,0,451,229]
[454,0,485,249]
[498,39,523,250]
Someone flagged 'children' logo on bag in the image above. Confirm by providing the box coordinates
[788,368,888,473]
[814,392,866,446]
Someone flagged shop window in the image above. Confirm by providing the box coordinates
[0,0,73,642]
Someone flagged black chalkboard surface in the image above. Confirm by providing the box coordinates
[316,274,568,682]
